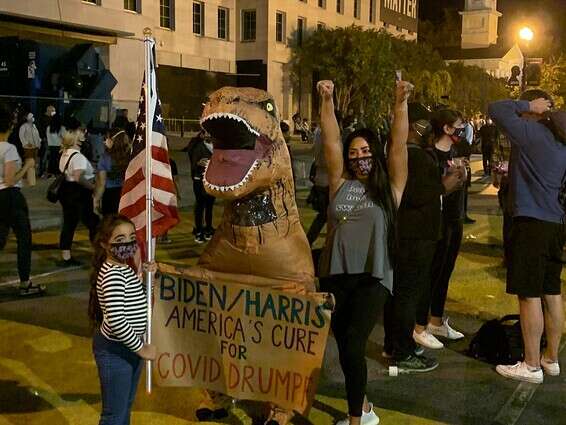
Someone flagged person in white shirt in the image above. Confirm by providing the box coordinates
[0,103,45,295]
[19,112,41,179]
[57,118,99,267]
[46,114,65,176]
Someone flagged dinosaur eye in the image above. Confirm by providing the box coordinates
[266,102,274,112]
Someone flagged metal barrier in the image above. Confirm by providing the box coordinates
[162,118,201,136]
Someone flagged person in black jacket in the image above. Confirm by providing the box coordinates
[383,104,463,372]
[187,130,215,243]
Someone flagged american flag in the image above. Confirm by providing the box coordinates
[119,46,179,251]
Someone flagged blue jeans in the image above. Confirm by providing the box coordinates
[93,332,142,425]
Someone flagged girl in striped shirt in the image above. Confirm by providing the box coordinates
[88,214,156,425]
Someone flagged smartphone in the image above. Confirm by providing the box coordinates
[395,70,402,82]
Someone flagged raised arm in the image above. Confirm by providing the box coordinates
[317,80,345,198]
[488,98,551,147]
[387,81,411,207]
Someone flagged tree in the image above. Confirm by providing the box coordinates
[539,56,566,108]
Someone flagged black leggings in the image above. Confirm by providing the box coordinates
[417,220,463,325]
[59,182,99,250]
[320,274,389,417]
[0,188,31,282]
[193,180,215,232]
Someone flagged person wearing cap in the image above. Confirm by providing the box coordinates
[383,103,463,372]
[489,90,566,384]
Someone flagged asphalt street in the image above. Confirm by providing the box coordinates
[1,144,565,425]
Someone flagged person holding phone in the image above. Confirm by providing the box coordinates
[414,109,467,350]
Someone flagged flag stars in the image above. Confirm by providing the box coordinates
[156,115,163,123]
[136,135,143,143]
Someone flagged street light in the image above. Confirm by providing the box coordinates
[518,27,534,91]
[519,27,534,42]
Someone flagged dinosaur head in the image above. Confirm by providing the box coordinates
[200,87,290,200]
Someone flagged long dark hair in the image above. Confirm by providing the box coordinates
[88,214,135,328]
[430,109,462,140]
[49,114,62,134]
[343,128,397,263]
[106,128,132,180]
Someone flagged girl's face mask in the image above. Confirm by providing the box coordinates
[448,127,466,144]
[349,157,373,176]
[110,240,138,262]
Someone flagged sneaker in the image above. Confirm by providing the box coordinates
[19,282,46,297]
[56,258,81,267]
[413,330,444,349]
[383,346,424,359]
[541,357,560,376]
[496,361,543,384]
[336,403,379,425]
[428,318,464,340]
[396,354,439,373]
[204,227,215,241]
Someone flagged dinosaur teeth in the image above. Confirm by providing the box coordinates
[200,112,260,137]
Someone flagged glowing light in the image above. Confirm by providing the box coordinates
[519,27,534,42]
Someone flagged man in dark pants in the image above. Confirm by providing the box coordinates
[306,124,329,245]
[490,91,566,383]
[383,104,462,372]
[479,117,498,176]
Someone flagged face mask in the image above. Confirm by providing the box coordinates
[449,127,466,143]
[349,157,373,176]
[104,139,112,149]
[110,240,138,261]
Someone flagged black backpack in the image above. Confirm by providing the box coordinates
[468,315,525,365]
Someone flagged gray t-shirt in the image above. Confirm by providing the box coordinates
[0,142,23,189]
[321,179,393,293]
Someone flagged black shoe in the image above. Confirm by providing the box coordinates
[396,354,439,373]
[56,258,82,267]
[464,216,476,224]
[213,408,229,419]
[194,233,206,244]
[195,408,214,421]
[204,227,215,241]
[19,281,46,297]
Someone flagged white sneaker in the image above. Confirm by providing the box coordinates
[413,330,444,349]
[427,318,464,340]
[541,357,560,376]
[496,361,543,384]
[336,403,380,425]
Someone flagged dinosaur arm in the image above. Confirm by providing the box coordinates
[387,84,410,207]
[320,89,345,198]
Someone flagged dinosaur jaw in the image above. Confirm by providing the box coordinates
[201,112,272,198]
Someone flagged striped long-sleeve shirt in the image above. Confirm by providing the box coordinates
[97,261,147,352]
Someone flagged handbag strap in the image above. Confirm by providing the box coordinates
[62,152,79,173]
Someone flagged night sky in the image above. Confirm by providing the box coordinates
[419,0,566,52]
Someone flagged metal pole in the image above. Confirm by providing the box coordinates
[143,27,154,395]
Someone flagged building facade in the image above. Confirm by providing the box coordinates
[0,0,418,123]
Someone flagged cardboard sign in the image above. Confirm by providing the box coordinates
[152,264,331,415]
[380,0,419,32]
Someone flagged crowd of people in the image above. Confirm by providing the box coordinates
[1,77,566,425]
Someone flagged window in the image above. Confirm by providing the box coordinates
[354,0,361,19]
[193,2,204,35]
[297,17,305,46]
[276,11,286,43]
[242,10,256,42]
[124,0,140,11]
[317,22,325,31]
[336,0,344,14]
[318,0,326,7]
[218,7,228,40]
[369,0,375,23]
[160,0,174,29]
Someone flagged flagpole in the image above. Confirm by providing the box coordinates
[143,27,154,394]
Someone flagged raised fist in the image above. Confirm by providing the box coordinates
[317,80,334,101]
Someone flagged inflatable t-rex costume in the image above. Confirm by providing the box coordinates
[196,87,315,424]
[198,87,315,293]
